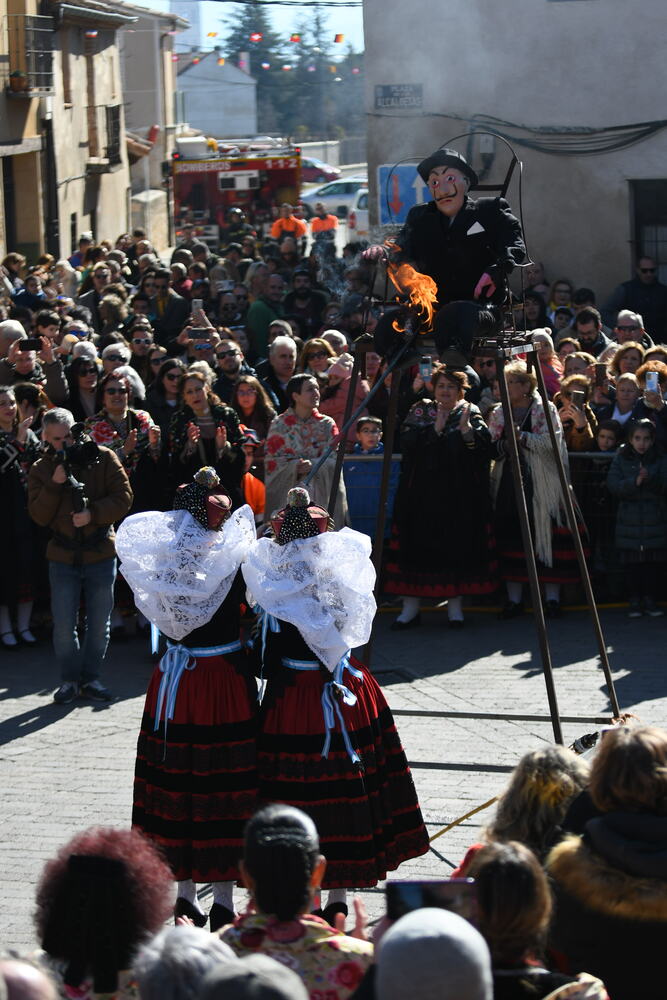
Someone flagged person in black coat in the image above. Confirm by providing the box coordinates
[367,148,525,366]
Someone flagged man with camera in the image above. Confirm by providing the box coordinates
[28,408,132,704]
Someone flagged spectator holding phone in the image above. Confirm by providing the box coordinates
[554,375,598,451]
[168,371,244,508]
[606,418,667,617]
[0,335,68,404]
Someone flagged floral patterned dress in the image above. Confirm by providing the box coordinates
[264,407,347,524]
[85,408,163,513]
[219,911,373,1000]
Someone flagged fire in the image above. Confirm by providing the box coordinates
[387,261,438,332]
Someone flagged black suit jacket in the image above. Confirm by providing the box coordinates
[394,196,525,305]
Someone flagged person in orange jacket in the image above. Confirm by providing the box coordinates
[270,203,308,242]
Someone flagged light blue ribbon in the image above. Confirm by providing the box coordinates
[254,604,281,661]
[281,651,363,764]
[150,623,161,655]
[154,639,242,751]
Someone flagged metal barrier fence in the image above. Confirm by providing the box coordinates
[343,451,627,599]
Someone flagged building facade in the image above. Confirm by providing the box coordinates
[177,52,257,139]
[362,0,667,300]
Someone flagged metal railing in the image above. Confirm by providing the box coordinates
[4,15,54,93]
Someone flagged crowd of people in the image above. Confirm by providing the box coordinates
[1,221,667,692]
[5,721,667,1000]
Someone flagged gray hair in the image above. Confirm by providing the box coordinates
[321,330,347,353]
[269,335,296,357]
[102,343,131,363]
[617,309,644,329]
[134,926,235,1000]
[42,407,75,431]
[187,360,216,386]
[114,365,145,401]
[0,320,27,345]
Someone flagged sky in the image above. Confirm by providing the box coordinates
[148,0,365,55]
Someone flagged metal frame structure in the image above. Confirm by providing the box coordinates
[304,135,621,742]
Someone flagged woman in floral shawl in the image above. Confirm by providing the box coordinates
[85,370,164,514]
[264,373,348,524]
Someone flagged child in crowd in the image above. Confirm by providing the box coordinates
[239,426,265,525]
[607,418,667,617]
[353,415,384,454]
[596,419,622,453]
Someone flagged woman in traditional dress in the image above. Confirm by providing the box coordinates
[488,360,586,619]
[116,467,257,932]
[242,486,429,923]
[384,365,497,630]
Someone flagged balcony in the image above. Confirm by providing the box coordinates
[87,104,123,172]
[4,15,54,97]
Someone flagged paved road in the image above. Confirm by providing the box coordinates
[1,604,665,949]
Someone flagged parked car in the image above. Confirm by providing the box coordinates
[300,157,341,183]
[300,177,368,218]
[346,187,370,240]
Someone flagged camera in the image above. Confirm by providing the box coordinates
[61,423,101,471]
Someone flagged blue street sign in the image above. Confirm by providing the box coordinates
[377,163,430,225]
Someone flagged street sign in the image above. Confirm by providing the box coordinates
[377,163,430,225]
[374,84,423,110]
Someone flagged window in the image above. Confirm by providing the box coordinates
[106,105,121,165]
[631,180,667,282]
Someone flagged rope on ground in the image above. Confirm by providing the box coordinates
[428,796,498,844]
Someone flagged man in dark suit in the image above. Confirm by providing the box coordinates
[149,268,190,347]
[76,263,112,334]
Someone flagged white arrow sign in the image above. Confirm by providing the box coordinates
[412,174,428,205]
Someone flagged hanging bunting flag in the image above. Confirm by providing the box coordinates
[307,64,316,72]
[282,64,292,71]
[192,56,200,64]
[171,53,179,61]
[217,57,225,65]
[334,33,344,43]
[261,61,271,69]
[249,32,263,42]
[352,67,360,74]
[290,33,301,42]
[329,64,337,72]
[85,29,98,38]
[207,31,218,37]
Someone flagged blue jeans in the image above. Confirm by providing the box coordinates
[49,558,117,683]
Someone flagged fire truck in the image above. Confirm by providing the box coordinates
[165,136,302,249]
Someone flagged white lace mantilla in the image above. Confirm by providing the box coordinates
[116,505,256,640]
[242,527,377,672]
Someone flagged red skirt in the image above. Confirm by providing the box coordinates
[133,648,259,882]
[384,523,498,599]
[258,657,430,888]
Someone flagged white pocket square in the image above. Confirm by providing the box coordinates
[467,222,485,235]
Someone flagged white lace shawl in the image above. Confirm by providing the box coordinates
[242,527,376,672]
[116,505,256,640]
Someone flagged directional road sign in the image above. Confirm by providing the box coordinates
[377,163,430,225]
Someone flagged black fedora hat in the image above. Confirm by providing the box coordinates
[417,147,478,187]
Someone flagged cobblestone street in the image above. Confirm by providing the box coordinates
[2,605,665,950]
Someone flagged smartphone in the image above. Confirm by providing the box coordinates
[385,879,477,924]
[191,298,203,315]
[595,363,607,387]
[571,389,585,409]
[20,338,42,351]
[646,371,660,393]
[419,356,432,381]
[187,327,209,339]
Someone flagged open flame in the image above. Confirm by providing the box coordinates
[387,261,438,333]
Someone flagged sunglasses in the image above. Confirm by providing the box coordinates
[69,329,88,338]
[133,338,152,345]
[150,356,165,365]
[194,343,211,350]
[640,268,657,274]
[164,372,181,382]
[106,354,125,363]
[94,272,110,279]
[105,386,128,396]
[78,367,97,375]
[616,325,640,331]
[216,349,239,359]
[308,351,328,360]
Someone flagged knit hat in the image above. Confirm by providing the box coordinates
[239,425,261,448]
[174,467,232,531]
[377,908,493,1000]
[327,352,354,381]
[201,955,308,1000]
[271,487,331,544]
[417,147,478,187]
